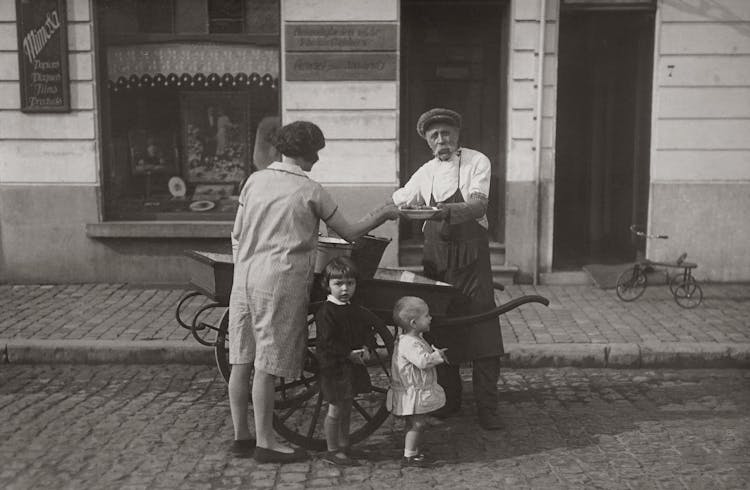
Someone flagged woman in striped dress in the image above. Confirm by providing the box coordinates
[228,121,398,463]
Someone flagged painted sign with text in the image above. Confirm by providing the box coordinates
[16,0,70,112]
[285,23,397,81]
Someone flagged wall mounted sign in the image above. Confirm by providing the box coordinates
[16,0,70,112]
[285,24,397,52]
[286,53,397,81]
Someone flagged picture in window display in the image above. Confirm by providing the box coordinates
[181,93,249,184]
[128,129,178,176]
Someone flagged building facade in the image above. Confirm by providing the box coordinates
[1,0,749,285]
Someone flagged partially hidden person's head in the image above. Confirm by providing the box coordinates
[270,120,325,171]
[392,296,432,334]
[322,256,359,303]
[416,108,462,161]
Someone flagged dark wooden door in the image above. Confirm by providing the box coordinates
[400,0,505,242]
[553,9,655,268]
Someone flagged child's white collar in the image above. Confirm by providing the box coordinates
[327,294,350,305]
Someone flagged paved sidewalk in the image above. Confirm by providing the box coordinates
[1,282,749,367]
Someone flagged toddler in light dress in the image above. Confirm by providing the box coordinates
[386,296,448,468]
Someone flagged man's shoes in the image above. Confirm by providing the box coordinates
[321,450,361,467]
[478,410,504,431]
[253,446,309,463]
[231,438,256,458]
[401,453,435,468]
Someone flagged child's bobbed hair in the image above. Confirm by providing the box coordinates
[321,256,359,290]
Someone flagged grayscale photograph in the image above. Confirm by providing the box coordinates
[0,0,748,488]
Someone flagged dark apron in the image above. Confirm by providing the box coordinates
[422,188,504,361]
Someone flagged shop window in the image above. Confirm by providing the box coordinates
[96,0,280,221]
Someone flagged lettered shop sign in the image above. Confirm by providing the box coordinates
[16,0,70,112]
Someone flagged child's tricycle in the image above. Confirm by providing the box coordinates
[616,225,703,308]
[176,247,549,450]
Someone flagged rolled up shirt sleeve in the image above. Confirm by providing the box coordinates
[314,184,339,222]
[392,165,428,206]
[445,193,489,225]
[468,153,491,199]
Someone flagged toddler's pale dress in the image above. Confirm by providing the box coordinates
[386,333,446,416]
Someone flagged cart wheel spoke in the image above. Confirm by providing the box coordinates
[279,395,308,424]
[307,392,324,439]
[352,398,372,422]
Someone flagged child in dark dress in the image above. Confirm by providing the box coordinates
[315,257,379,466]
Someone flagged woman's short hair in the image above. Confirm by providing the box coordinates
[270,120,325,158]
[322,256,359,288]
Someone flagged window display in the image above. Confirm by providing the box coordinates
[96,0,279,221]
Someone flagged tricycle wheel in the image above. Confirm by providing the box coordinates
[273,321,395,451]
[616,266,647,301]
[671,276,703,308]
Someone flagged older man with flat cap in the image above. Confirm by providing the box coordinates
[392,108,503,430]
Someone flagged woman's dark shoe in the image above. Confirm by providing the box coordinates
[253,446,309,464]
[401,453,435,468]
[321,451,361,467]
[231,438,256,458]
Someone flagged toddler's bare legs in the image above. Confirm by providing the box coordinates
[404,414,427,457]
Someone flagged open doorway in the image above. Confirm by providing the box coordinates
[553,7,655,268]
[400,0,507,244]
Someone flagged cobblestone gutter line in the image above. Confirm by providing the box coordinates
[3,338,749,368]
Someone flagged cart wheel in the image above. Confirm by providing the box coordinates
[214,309,231,383]
[214,309,320,403]
[213,307,395,451]
[671,276,703,308]
[616,266,647,301]
[272,321,395,451]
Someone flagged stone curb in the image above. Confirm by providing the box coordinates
[504,342,750,369]
[2,339,214,365]
[3,339,750,368]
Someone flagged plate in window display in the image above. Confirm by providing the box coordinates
[168,176,187,198]
[189,200,216,212]
[398,205,441,220]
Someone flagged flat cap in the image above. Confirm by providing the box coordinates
[416,108,462,138]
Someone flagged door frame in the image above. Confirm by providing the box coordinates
[398,0,509,246]
[547,1,657,271]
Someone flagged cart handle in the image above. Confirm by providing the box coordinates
[432,294,550,328]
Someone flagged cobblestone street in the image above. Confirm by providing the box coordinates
[1,366,747,489]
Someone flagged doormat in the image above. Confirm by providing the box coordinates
[583,263,633,290]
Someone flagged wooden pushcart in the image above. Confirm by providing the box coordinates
[176,250,549,450]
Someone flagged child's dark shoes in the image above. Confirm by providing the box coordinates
[321,451,361,467]
[401,453,435,468]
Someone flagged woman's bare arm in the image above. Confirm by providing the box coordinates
[325,202,399,242]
